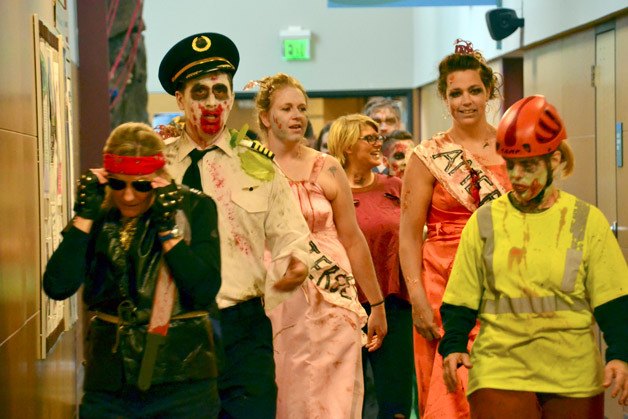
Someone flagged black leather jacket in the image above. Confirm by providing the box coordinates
[44,188,221,391]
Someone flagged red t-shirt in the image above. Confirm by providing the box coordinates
[352,174,409,303]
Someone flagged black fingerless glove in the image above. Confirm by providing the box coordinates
[73,171,104,220]
[152,181,183,232]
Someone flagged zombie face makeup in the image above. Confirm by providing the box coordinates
[445,69,489,127]
[506,156,550,206]
[385,139,414,178]
[369,107,400,136]
[262,86,308,144]
[176,73,234,143]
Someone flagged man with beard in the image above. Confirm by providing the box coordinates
[159,32,311,419]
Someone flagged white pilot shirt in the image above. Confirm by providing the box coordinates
[165,130,311,309]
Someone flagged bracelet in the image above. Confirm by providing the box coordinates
[158,226,181,243]
[159,232,176,243]
[370,299,385,307]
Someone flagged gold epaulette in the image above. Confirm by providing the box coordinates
[239,139,275,160]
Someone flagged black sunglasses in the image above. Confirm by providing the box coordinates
[107,177,153,192]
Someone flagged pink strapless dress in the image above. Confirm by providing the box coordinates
[268,154,365,419]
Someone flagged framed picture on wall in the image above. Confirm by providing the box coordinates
[33,15,75,359]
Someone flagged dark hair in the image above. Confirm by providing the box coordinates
[386,129,413,141]
[382,129,414,155]
[437,51,499,100]
[314,121,332,151]
[305,120,314,141]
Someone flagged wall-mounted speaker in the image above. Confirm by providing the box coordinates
[486,8,524,41]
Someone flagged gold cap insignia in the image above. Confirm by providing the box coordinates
[192,36,211,52]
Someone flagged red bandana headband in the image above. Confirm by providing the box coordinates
[103,153,166,175]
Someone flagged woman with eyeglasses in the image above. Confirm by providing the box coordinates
[250,73,387,418]
[328,114,414,418]
[439,95,628,417]
[43,122,222,418]
[399,39,511,419]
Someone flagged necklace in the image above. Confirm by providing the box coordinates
[119,217,139,251]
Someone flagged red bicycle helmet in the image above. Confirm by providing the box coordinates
[496,95,566,158]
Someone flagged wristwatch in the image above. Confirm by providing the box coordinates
[158,225,182,243]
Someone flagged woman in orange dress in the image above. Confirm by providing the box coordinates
[398,40,511,419]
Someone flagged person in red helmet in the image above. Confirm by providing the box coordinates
[439,95,628,418]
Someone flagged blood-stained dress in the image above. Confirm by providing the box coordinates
[412,133,511,419]
[268,154,367,419]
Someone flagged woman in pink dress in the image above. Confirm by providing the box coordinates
[399,40,511,419]
[250,73,387,418]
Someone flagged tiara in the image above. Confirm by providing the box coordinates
[454,39,475,55]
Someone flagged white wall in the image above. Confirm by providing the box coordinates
[144,0,626,94]
[522,0,627,45]
[411,1,523,87]
[411,0,627,87]
[144,0,415,93]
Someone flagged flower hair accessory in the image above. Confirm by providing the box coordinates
[242,80,261,91]
[243,77,277,98]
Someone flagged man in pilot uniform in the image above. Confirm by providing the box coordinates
[159,32,311,419]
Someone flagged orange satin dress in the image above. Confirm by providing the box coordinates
[414,164,510,419]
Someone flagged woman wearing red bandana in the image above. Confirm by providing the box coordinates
[43,122,222,418]
[399,40,511,419]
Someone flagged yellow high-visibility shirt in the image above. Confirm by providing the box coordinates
[443,192,628,397]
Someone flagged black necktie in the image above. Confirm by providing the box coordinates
[182,147,217,190]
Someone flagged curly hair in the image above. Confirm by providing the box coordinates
[253,73,309,134]
[437,46,500,100]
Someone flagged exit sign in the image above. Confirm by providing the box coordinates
[283,38,310,61]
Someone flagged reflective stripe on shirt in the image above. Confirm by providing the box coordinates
[561,199,589,292]
[476,197,592,316]
[481,294,590,315]
[477,205,497,294]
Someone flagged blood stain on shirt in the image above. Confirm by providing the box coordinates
[508,247,527,270]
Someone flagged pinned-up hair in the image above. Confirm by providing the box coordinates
[437,39,500,100]
[248,73,309,134]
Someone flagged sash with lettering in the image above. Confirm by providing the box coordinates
[306,240,368,326]
[414,133,509,211]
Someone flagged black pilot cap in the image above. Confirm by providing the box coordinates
[158,32,240,95]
